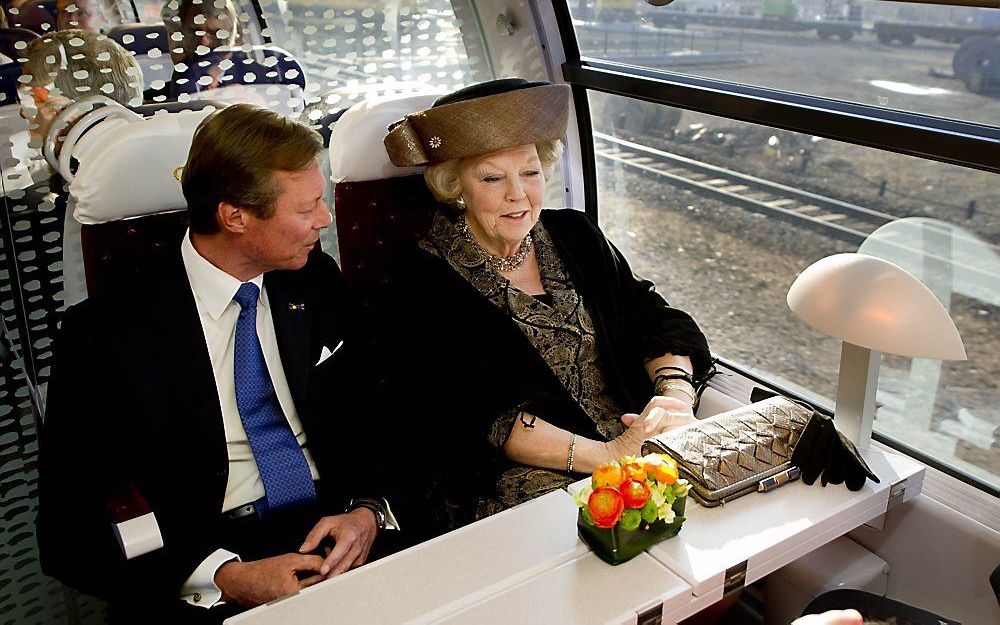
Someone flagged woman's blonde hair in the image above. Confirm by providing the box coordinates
[21,30,143,106]
[424,139,563,207]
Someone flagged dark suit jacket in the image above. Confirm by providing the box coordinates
[37,247,378,614]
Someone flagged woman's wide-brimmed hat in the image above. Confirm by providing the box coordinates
[384,78,569,167]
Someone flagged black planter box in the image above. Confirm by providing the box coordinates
[577,495,687,565]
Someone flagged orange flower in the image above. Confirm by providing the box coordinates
[655,464,678,485]
[621,458,647,482]
[588,487,625,528]
[643,454,679,484]
[620,479,651,509]
[592,462,625,489]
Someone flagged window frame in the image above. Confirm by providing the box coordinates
[549,0,1000,496]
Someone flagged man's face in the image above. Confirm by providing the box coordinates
[239,160,332,274]
[184,5,236,56]
[57,0,101,32]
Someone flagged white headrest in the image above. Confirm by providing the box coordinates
[71,109,214,225]
[328,91,442,183]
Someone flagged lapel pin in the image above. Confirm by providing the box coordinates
[288,303,306,311]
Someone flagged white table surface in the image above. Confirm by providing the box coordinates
[228,448,923,624]
[435,552,690,625]
[226,489,588,625]
[644,447,923,598]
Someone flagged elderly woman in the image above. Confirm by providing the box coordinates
[379,79,713,538]
[56,0,106,32]
[20,29,143,143]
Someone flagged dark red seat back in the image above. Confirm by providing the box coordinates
[80,211,189,297]
[334,174,436,306]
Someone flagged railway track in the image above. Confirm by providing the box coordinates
[593,131,1000,297]
[594,132,896,246]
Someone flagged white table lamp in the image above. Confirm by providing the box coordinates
[787,253,966,451]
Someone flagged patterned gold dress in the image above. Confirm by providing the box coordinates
[419,211,626,519]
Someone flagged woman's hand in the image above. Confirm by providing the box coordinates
[26,94,71,145]
[791,610,863,625]
[603,396,694,460]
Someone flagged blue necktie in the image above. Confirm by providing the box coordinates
[232,282,316,514]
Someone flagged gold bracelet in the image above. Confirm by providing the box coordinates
[567,434,577,473]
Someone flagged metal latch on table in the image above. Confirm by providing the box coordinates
[637,603,663,625]
[724,560,748,594]
[888,479,907,511]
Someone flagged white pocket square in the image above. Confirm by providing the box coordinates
[316,340,344,366]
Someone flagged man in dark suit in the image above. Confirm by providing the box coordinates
[38,104,393,623]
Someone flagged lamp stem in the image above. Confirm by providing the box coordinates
[834,342,881,452]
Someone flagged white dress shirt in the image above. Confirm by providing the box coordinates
[178,231,320,608]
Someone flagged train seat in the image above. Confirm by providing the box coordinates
[0,103,36,192]
[0,26,37,60]
[169,45,306,116]
[5,1,56,36]
[0,27,37,105]
[328,91,441,302]
[67,108,212,300]
[108,23,174,89]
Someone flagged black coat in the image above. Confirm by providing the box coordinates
[37,248,378,617]
[376,208,710,538]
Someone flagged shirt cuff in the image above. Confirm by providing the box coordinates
[180,548,241,608]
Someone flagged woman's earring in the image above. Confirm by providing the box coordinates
[456,196,466,209]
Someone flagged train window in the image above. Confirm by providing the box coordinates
[589,90,998,492]
[569,0,1000,127]
[264,1,480,110]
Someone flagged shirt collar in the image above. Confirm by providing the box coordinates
[181,229,266,321]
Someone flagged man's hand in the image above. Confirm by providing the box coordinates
[215,553,325,607]
[299,508,378,578]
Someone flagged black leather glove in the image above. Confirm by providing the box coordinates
[790,412,880,491]
[790,410,834,485]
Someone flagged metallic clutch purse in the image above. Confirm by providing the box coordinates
[642,396,814,507]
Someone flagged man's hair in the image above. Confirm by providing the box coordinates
[182,103,324,234]
[424,139,563,206]
[160,0,238,61]
[21,31,143,106]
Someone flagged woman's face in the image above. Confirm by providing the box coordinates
[458,143,546,256]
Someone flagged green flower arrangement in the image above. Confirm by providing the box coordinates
[573,454,690,565]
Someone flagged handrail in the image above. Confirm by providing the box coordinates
[43,95,121,170]
[57,103,141,182]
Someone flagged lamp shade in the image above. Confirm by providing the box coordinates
[787,253,966,360]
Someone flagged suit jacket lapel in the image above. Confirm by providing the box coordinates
[265,271,313,418]
[147,256,227,455]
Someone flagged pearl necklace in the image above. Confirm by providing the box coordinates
[458,215,533,273]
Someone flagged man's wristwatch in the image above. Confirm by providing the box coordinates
[345,498,387,532]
